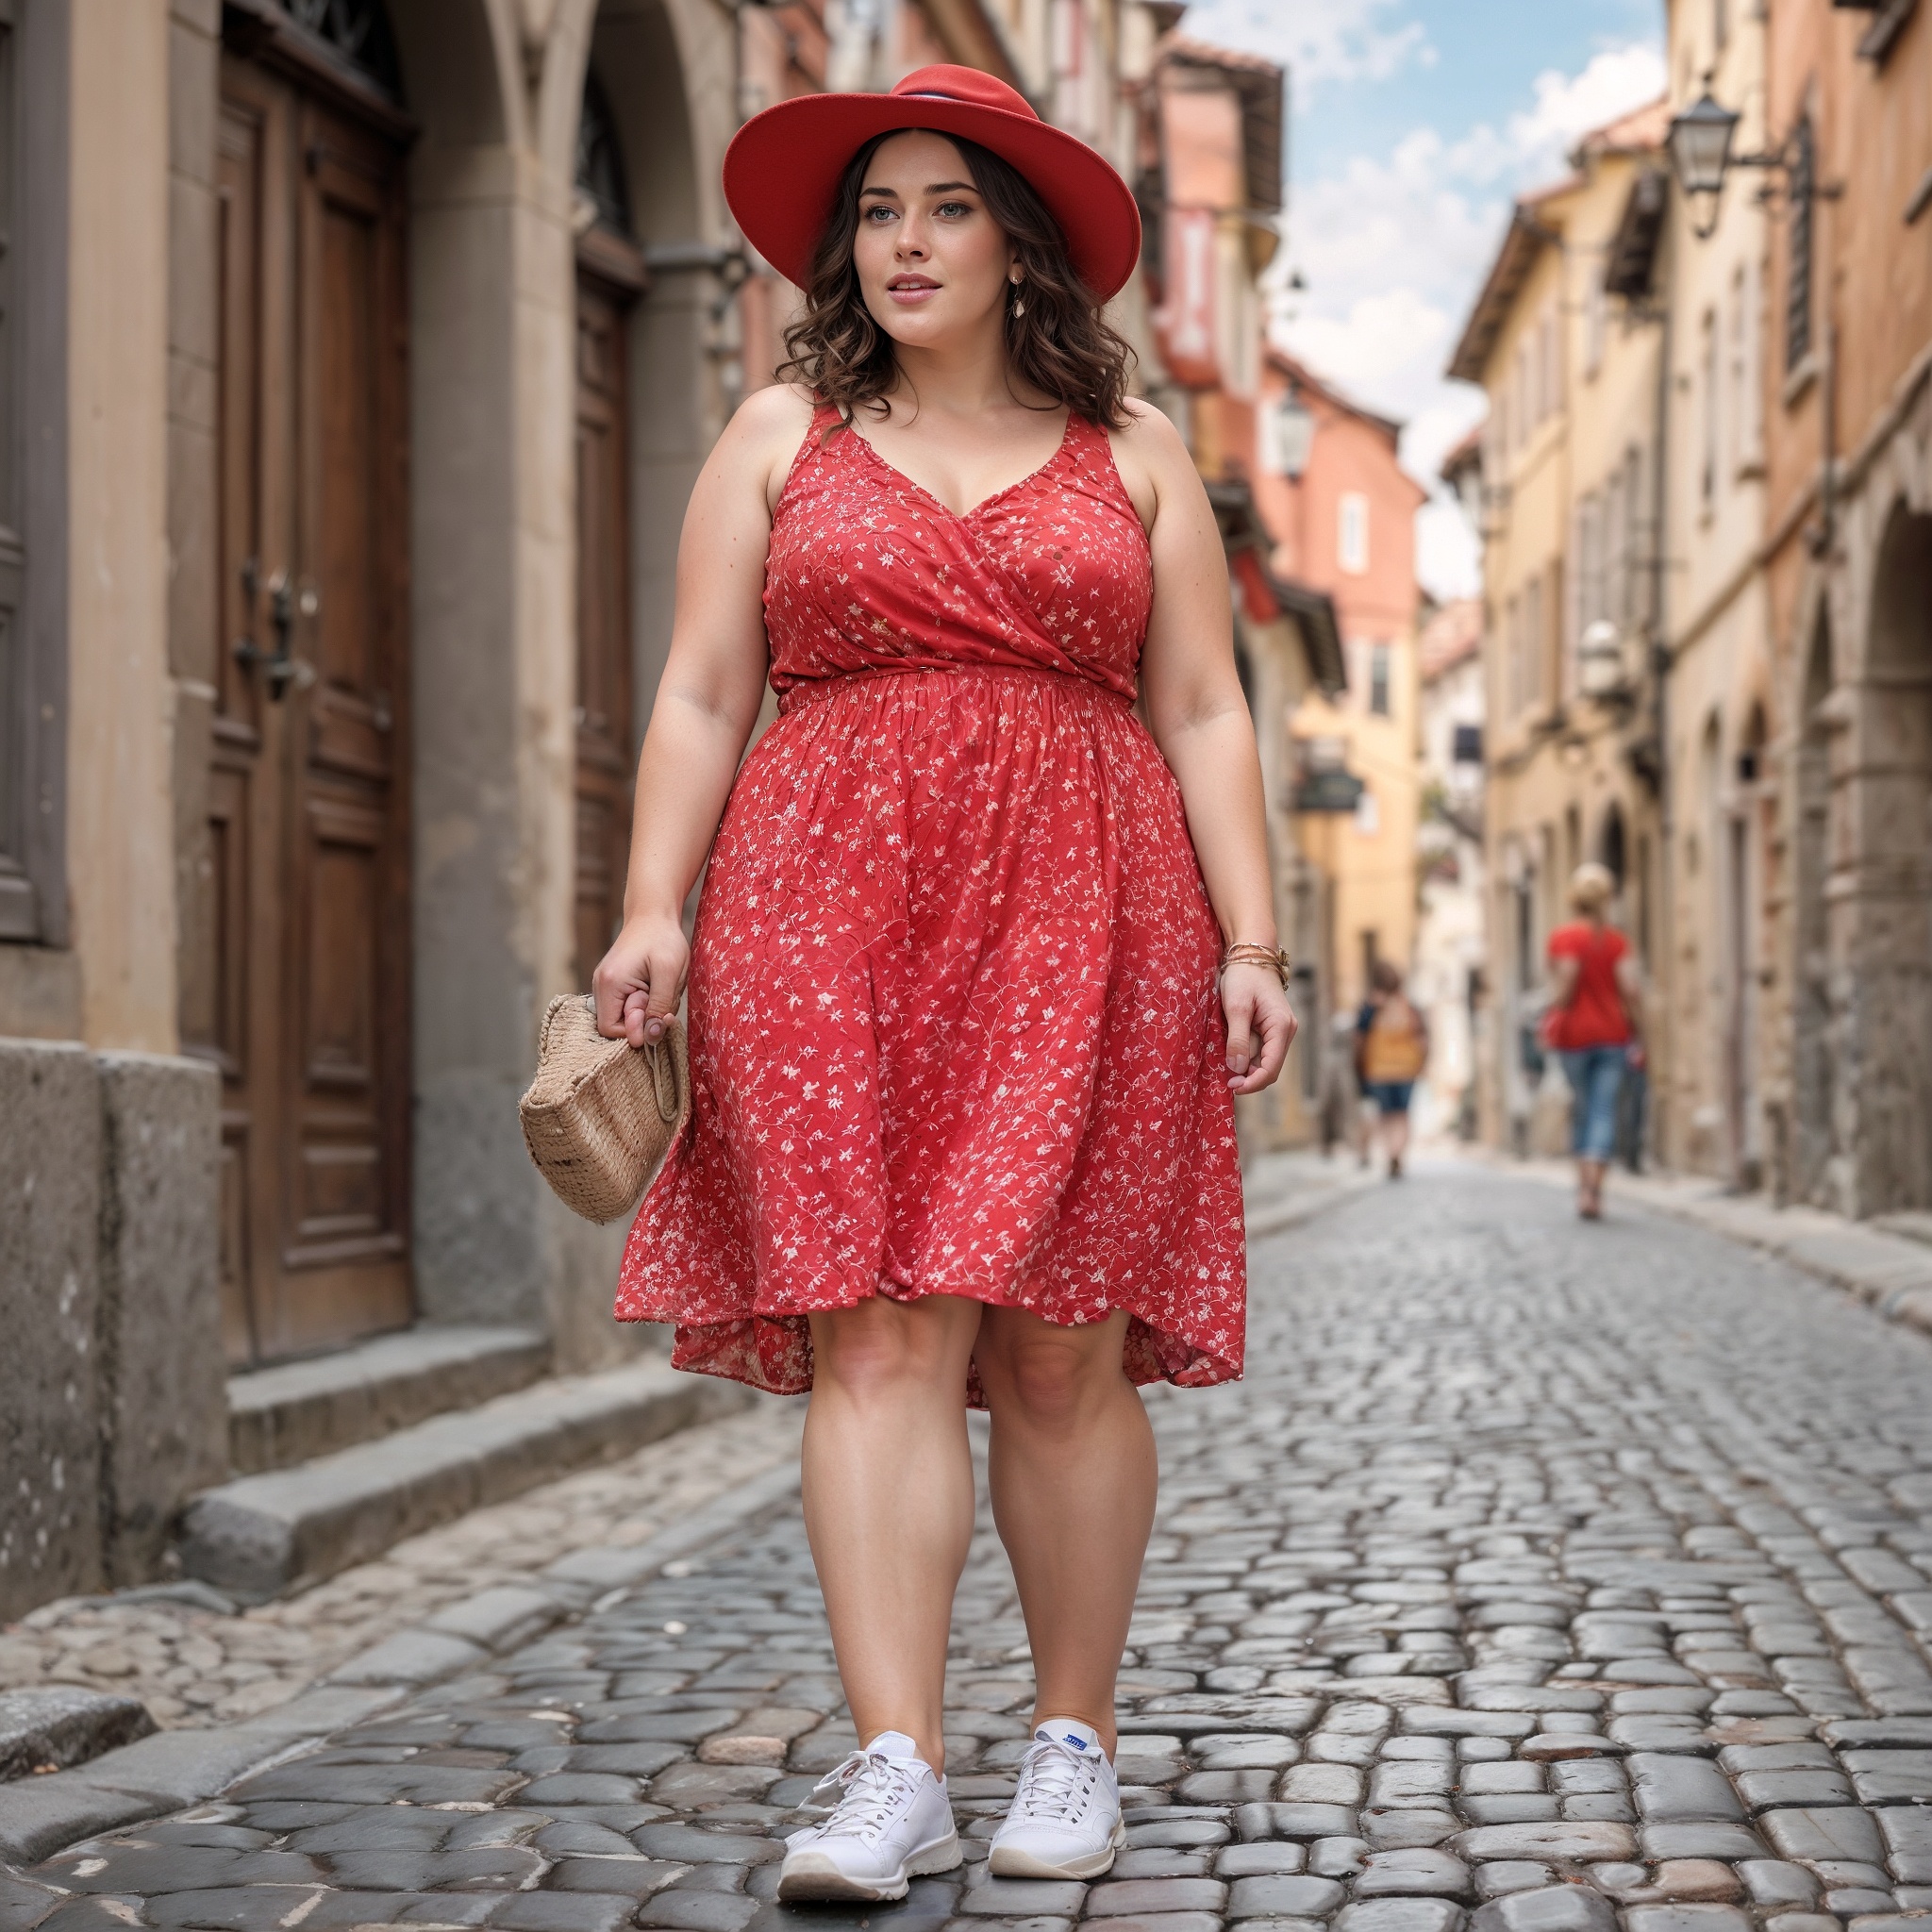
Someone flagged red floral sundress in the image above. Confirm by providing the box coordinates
[615,403,1246,1400]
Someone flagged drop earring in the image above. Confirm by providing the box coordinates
[1009,278,1025,319]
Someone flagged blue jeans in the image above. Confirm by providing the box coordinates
[1559,1046,1627,1160]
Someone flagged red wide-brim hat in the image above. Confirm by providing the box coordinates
[724,65,1142,303]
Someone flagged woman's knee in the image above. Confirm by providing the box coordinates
[811,1296,977,1401]
[980,1317,1124,1430]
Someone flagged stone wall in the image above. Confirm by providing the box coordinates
[0,1041,224,1622]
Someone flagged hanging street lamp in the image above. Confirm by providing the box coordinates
[1665,87,1741,239]
[1266,389,1317,479]
[1666,78,1839,244]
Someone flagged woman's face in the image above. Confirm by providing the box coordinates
[852,131,1016,351]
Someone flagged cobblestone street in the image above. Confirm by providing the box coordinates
[7,1165,1932,1932]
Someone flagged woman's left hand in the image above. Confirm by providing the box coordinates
[1222,963,1298,1094]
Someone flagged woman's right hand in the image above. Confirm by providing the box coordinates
[592,913,691,1047]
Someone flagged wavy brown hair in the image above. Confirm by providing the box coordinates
[774,130,1135,429]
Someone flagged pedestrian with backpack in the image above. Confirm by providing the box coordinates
[1355,959,1429,1179]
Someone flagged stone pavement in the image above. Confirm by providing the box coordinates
[7,1163,1932,1932]
[1497,1162,1932,1346]
[0,1407,803,1732]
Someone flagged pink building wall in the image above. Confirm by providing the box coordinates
[1252,353,1422,649]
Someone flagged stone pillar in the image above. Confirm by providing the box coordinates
[66,0,176,1053]
[0,1042,104,1619]
[408,142,581,1338]
[95,1053,225,1585]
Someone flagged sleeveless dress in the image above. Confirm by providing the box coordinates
[614,403,1246,1403]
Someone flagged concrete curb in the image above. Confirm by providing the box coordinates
[0,1433,803,1870]
[0,1691,155,1784]
[1500,1156,1932,1343]
[1244,1167,1383,1241]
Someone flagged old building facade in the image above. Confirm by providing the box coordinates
[1753,0,1932,1217]
[1253,353,1425,1027]
[1412,596,1487,1140]
[1451,0,1931,1209]
[1449,106,1671,1155]
[1650,0,1779,1186]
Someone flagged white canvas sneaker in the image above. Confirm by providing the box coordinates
[988,1718,1125,1879]
[778,1731,961,1902]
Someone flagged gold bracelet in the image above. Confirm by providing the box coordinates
[1220,941,1293,990]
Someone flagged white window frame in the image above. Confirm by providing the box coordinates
[1338,491,1369,575]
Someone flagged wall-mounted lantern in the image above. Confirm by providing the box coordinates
[1666,81,1838,242]
[1665,88,1740,238]
[1264,390,1317,479]
[1578,619,1628,700]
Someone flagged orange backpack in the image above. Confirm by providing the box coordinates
[1361,996,1427,1083]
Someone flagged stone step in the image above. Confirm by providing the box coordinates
[225,1323,551,1474]
[179,1357,747,1601]
[1875,1209,1932,1249]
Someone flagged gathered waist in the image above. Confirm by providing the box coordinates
[774,661,1136,717]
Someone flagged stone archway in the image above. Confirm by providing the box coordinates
[1725,704,1769,1190]
[1856,501,1932,1212]
[1792,609,1835,1206]
[384,0,589,1336]
[587,0,724,758]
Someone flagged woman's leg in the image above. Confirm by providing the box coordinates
[1560,1051,1594,1209]
[974,1307,1155,1756]
[803,1294,986,1771]
[1583,1051,1625,1211]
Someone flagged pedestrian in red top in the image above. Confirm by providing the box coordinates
[589,69,1296,1903]
[1544,861,1646,1221]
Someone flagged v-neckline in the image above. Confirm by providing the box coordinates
[842,409,1075,523]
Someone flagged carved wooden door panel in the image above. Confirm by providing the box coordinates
[193,57,411,1366]
[574,267,637,988]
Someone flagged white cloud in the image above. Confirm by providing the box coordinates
[1174,0,1431,94]
[1503,42,1669,178]
[1233,36,1667,599]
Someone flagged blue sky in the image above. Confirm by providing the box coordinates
[1180,0,1668,595]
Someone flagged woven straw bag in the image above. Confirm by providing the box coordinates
[519,995,690,1223]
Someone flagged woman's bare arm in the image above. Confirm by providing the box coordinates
[1119,401,1297,1094]
[591,384,816,1044]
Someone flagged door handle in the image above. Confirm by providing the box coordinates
[231,569,311,700]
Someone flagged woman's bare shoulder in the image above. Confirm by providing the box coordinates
[1106,395,1207,533]
[715,382,821,513]
[1115,393,1189,446]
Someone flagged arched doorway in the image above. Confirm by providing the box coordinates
[1726,704,1768,1189]
[1792,611,1834,1205]
[571,68,645,990]
[1596,801,1627,889]
[201,0,415,1363]
[1860,502,1932,1210]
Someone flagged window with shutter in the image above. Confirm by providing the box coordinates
[1786,115,1814,373]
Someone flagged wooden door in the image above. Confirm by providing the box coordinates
[574,263,639,988]
[192,58,411,1367]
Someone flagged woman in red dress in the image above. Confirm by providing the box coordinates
[1544,861,1646,1220]
[591,68,1295,1904]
